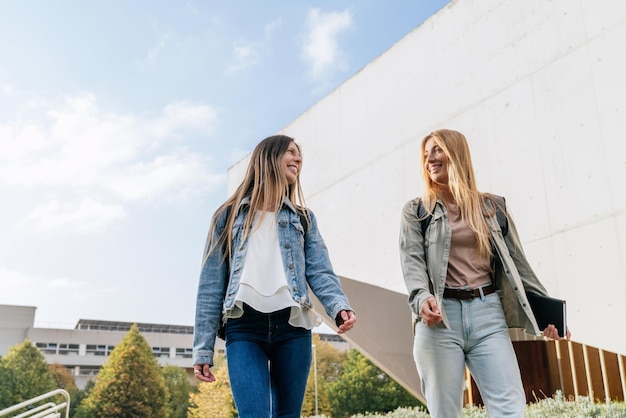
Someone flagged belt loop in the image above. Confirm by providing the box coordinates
[478,286,485,301]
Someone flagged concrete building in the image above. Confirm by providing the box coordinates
[0,304,207,389]
[229,0,626,405]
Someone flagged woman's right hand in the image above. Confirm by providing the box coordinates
[420,297,443,327]
[543,324,571,340]
[193,364,216,383]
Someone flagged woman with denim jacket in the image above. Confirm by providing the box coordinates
[399,129,569,418]
[193,135,356,418]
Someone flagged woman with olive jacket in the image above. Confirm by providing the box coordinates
[399,129,569,418]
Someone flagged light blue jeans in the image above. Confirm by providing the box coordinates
[225,304,312,418]
[413,292,526,418]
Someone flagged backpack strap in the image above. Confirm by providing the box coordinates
[416,198,431,237]
[298,210,309,235]
[487,194,508,237]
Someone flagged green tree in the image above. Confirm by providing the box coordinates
[328,349,422,418]
[49,362,78,391]
[75,324,167,418]
[161,364,191,418]
[0,340,57,410]
[49,362,82,417]
[302,334,348,417]
[71,379,95,418]
[187,354,235,418]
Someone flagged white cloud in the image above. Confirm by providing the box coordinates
[264,17,282,39]
[0,92,222,234]
[302,8,354,80]
[1,84,14,95]
[152,100,218,138]
[0,268,36,292]
[0,267,119,324]
[23,197,127,233]
[145,32,172,66]
[106,153,224,201]
[227,18,283,73]
[228,43,258,73]
[48,278,86,290]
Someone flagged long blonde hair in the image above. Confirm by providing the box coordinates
[206,135,308,264]
[420,129,498,257]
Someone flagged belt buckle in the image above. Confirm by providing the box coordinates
[468,289,478,300]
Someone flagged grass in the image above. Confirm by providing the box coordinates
[305,391,626,417]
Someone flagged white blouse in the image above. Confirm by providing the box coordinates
[230,211,321,329]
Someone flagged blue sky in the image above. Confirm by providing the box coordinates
[0,1,449,329]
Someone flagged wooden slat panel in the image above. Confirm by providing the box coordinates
[513,341,552,402]
[602,351,624,401]
[569,342,589,397]
[555,340,576,398]
[585,346,605,400]
[468,372,482,406]
[544,340,562,394]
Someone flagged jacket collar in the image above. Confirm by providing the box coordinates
[236,196,298,214]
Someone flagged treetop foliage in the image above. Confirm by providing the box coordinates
[187,353,236,418]
[0,339,57,410]
[75,323,167,418]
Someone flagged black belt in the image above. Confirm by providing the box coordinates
[443,284,495,300]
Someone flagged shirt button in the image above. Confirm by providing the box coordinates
[293,286,299,292]
[288,264,294,269]
[285,243,291,249]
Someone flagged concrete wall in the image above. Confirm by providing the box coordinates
[229,0,626,398]
[0,305,35,354]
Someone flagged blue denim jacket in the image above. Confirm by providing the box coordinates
[193,197,353,366]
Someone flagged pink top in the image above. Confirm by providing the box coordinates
[445,203,492,289]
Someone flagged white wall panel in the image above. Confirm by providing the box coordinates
[589,24,626,211]
[533,48,610,231]
[581,0,626,38]
[308,147,413,294]
[552,217,625,354]
[441,80,552,242]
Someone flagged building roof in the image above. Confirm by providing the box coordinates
[75,319,193,335]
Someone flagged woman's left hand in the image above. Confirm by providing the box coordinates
[543,324,571,340]
[335,310,356,334]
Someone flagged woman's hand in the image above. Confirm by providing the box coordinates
[543,324,571,340]
[335,310,356,334]
[193,364,216,383]
[420,297,443,327]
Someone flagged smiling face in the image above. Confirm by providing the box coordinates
[281,141,302,185]
[423,137,449,186]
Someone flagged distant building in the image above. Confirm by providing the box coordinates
[0,304,349,389]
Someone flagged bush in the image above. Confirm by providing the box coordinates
[303,391,626,417]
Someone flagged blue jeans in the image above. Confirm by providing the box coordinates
[225,304,312,418]
[413,292,525,418]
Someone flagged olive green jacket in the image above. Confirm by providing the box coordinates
[399,196,548,336]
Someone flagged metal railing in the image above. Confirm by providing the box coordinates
[0,389,70,418]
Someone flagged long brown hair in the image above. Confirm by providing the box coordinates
[420,129,499,257]
[205,135,308,263]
